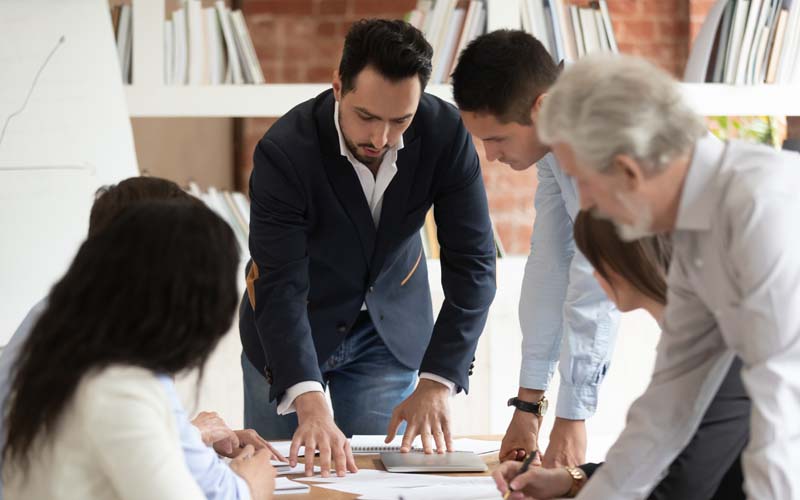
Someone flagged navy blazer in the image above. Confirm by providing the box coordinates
[239,89,496,403]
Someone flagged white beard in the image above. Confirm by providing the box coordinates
[613,191,654,241]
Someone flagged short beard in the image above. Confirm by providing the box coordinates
[344,134,385,167]
[591,192,654,242]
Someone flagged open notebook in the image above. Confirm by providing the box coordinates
[349,435,501,455]
[350,435,424,454]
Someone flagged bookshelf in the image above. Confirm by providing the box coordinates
[123,0,800,118]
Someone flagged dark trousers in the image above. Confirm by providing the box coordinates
[583,357,750,500]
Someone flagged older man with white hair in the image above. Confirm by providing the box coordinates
[530,54,800,499]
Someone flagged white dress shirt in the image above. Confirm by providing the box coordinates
[3,366,207,500]
[277,103,454,415]
[578,135,800,499]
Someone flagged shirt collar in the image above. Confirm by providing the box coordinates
[675,133,726,232]
[333,101,404,165]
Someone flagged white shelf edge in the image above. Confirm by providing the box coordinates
[125,83,800,118]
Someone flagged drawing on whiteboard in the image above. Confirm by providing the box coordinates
[0,35,65,148]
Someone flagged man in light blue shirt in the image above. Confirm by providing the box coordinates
[0,177,278,500]
[452,31,620,467]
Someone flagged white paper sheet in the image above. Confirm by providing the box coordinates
[274,477,309,495]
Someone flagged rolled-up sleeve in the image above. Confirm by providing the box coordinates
[519,158,619,420]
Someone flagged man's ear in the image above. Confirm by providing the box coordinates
[530,93,547,123]
[612,154,645,191]
[332,70,342,102]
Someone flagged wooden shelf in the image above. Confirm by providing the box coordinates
[125,82,800,117]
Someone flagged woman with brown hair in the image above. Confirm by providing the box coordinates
[494,211,750,500]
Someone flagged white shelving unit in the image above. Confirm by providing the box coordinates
[126,82,800,117]
[125,83,456,117]
[125,0,800,118]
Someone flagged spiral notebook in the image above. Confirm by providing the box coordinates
[349,435,424,454]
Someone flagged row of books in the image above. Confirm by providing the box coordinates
[705,0,800,84]
[188,183,251,255]
[522,0,617,63]
[111,5,133,83]
[165,0,264,85]
[407,1,488,84]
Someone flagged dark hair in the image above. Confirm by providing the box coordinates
[452,30,559,124]
[573,211,672,305]
[339,19,433,94]
[89,176,195,237]
[3,200,239,472]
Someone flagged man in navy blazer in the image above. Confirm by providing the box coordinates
[239,19,496,476]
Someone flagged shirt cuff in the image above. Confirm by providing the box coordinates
[419,372,456,396]
[519,360,557,392]
[555,378,599,420]
[276,381,325,415]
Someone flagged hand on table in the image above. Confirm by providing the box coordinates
[385,378,452,454]
[292,392,357,478]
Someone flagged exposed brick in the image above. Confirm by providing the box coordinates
[352,0,416,16]
[316,0,349,15]
[317,20,338,36]
[244,0,314,16]
[307,64,337,82]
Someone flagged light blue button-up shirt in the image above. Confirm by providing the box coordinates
[519,153,620,420]
[0,300,250,500]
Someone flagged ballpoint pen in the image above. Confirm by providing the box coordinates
[502,451,539,500]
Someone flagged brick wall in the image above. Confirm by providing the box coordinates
[239,0,715,254]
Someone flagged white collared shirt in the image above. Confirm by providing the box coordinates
[277,103,454,415]
[578,134,800,499]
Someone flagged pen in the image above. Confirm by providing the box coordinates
[502,451,538,500]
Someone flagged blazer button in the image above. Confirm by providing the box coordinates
[368,285,375,293]
[337,323,347,333]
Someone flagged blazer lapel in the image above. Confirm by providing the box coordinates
[315,91,376,265]
[370,127,422,282]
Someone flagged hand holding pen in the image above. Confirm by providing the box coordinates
[502,451,540,499]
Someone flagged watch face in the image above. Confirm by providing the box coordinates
[539,398,549,415]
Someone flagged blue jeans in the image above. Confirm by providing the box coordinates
[242,312,417,440]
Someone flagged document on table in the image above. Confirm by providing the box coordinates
[270,460,320,476]
[274,477,309,495]
[295,469,501,498]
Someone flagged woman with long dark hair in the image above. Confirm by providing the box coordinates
[494,211,750,500]
[2,200,274,500]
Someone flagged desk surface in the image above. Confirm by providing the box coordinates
[281,436,502,499]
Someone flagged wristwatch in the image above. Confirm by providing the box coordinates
[564,466,587,497]
[507,395,549,417]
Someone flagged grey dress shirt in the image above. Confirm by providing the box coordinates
[578,134,800,499]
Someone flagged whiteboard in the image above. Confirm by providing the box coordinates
[0,0,138,182]
[0,0,138,344]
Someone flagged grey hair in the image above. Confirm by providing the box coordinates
[537,54,707,173]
